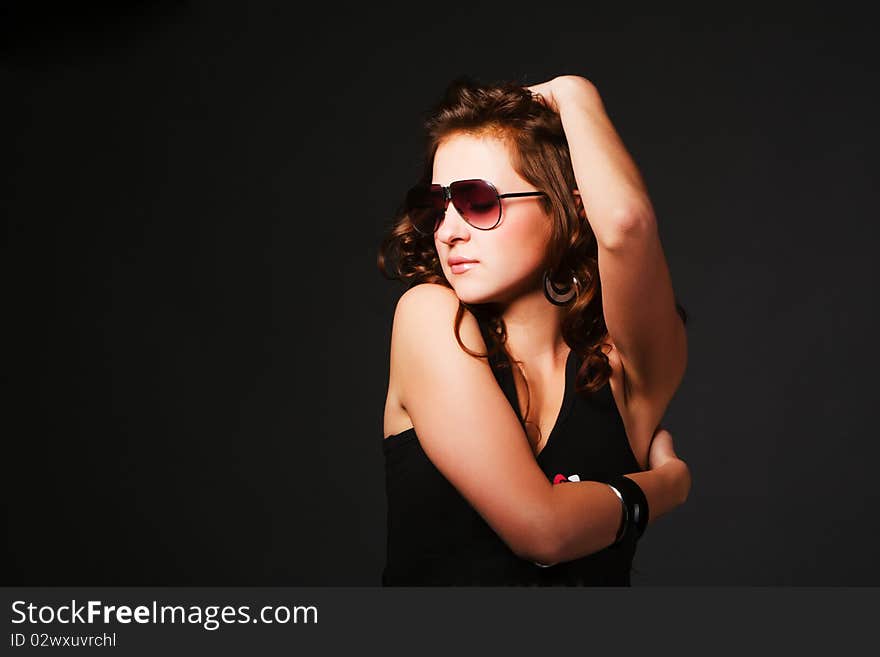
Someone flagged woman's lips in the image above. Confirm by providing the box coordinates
[450,262,477,274]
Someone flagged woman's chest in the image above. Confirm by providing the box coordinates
[536,380,642,480]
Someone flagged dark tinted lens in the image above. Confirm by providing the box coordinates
[406,184,444,234]
[452,180,500,229]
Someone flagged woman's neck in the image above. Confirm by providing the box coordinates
[499,287,569,367]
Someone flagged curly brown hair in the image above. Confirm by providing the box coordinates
[377,75,686,452]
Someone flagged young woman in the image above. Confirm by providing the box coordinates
[377,74,691,585]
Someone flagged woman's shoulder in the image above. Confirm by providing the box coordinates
[395,282,459,314]
[385,283,494,438]
[389,283,490,380]
[392,283,483,344]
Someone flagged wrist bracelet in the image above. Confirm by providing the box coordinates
[600,474,649,542]
[605,483,628,546]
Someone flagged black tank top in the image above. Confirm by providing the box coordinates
[381,319,643,586]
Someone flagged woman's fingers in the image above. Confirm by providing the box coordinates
[647,427,677,469]
[525,80,558,112]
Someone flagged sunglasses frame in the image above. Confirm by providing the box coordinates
[407,178,548,235]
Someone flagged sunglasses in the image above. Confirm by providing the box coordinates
[405,178,548,235]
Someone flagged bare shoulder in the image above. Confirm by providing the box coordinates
[384,284,489,437]
[391,283,485,357]
[396,281,459,315]
[395,283,463,321]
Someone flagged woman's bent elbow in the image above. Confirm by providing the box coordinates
[510,519,559,565]
[513,537,558,566]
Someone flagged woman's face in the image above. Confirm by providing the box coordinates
[432,132,552,305]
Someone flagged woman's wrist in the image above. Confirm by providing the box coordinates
[624,458,689,524]
[671,457,692,506]
[553,76,602,116]
[654,458,691,508]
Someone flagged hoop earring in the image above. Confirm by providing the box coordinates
[543,270,580,306]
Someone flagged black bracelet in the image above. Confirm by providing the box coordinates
[600,474,649,543]
[605,483,628,546]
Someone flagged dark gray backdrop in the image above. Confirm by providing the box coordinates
[5,1,877,585]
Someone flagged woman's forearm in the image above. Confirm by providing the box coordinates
[544,459,689,565]
[626,459,691,526]
[554,77,655,249]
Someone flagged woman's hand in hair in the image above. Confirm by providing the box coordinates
[525,75,598,114]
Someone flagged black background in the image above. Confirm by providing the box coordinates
[4,1,878,585]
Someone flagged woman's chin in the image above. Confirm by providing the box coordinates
[449,282,499,305]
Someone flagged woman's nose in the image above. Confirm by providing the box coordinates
[435,203,470,244]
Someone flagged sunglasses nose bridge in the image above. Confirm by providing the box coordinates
[447,182,476,218]
[434,186,452,229]
[435,186,471,234]
[441,185,452,209]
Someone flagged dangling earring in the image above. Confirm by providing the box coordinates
[543,270,580,305]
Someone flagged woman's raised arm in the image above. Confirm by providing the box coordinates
[390,282,689,566]
[528,75,688,466]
